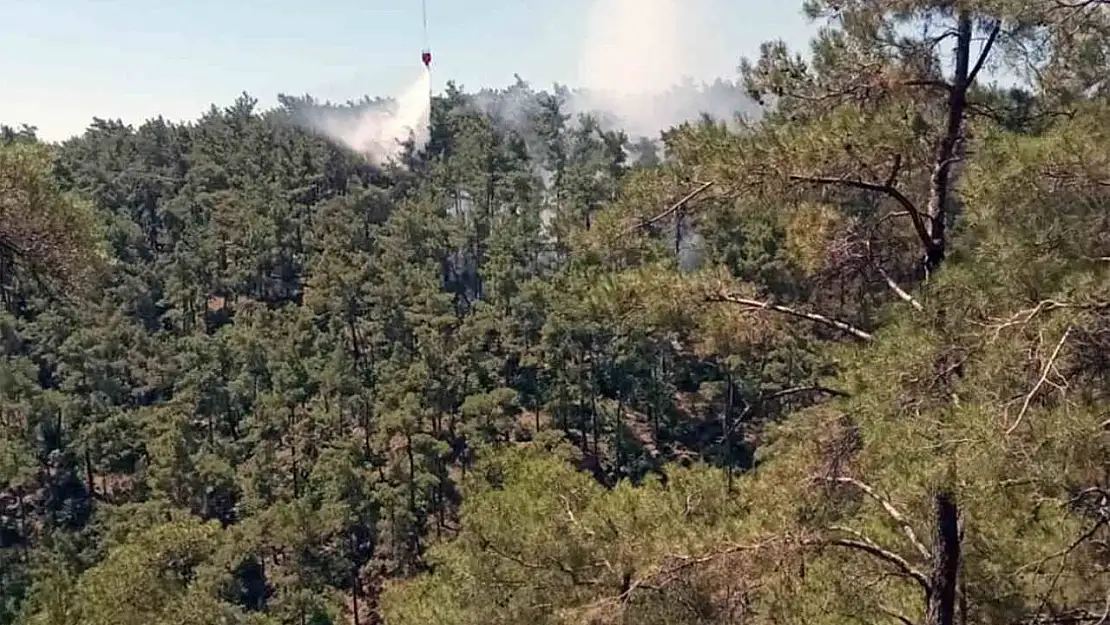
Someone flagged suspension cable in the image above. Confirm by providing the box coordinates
[422,0,429,49]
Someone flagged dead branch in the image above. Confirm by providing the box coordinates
[818,476,931,561]
[477,536,547,570]
[1017,609,1110,625]
[865,239,924,311]
[979,300,1073,343]
[902,79,953,92]
[711,291,874,341]
[1051,0,1110,11]
[879,264,924,310]
[1093,590,1110,625]
[965,99,1077,128]
[1027,515,1110,619]
[765,386,852,401]
[559,494,597,538]
[627,181,715,233]
[1005,325,1072,435]
[1043,167,1110,188]
[1014,509,1109,609]
[583,526,933,617]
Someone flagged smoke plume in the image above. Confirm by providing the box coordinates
[570,0,754,137]
[296,67,431,165]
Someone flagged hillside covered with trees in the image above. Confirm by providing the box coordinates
[3,1,1110,624]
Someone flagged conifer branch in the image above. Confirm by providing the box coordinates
[476,531,604,586]
[788,173,937,261]
[879,603,920,625]
[824,528,930,590]
[608,538,780,605]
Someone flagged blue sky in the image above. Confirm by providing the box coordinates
[1,0,817,141]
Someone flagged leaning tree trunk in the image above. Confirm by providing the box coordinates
[926,490,961,625]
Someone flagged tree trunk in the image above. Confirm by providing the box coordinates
[84,450,96,499]
[724,372,734,492]
[925,12,972,273]
[925,490,960,625]
[351,531,361,625]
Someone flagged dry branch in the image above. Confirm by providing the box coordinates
[980,300,1073,342]
[765,386,852,401]
[475,530,603,586]
[878,264,924,310]
[1005,325,1072,435]
[864,239,924,311]
[582,525,937,619]
[818,476,931,561]
[627,181,715,233]
[559,494,597,538]
[711,292,873,341]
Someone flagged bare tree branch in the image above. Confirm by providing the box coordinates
[902,79,953,91]
[559,494,596,538]
[1005,325,1072,435]
[978,300,1073,342]
[765,386,852,401]
[1093,590,1110,625]
[865,239,924,311]
[1017,609,1110,625]
[627,181,715,233]
[1022,515,1110,619]
[475,531,603,586]
[1051,0,1110,12]
[819,476,932,561]
[879,264,924,310]
[711,292,874,341]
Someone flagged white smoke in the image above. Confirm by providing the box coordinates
[297,67,431,165]
[290,0,752,159]
[570,0,754,137]
[577,0,691,96]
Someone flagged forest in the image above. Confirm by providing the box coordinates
[2,1,1110,624]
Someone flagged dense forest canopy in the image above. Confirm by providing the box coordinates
[3,1,1110,624]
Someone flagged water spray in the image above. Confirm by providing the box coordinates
[291,0,433,164]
